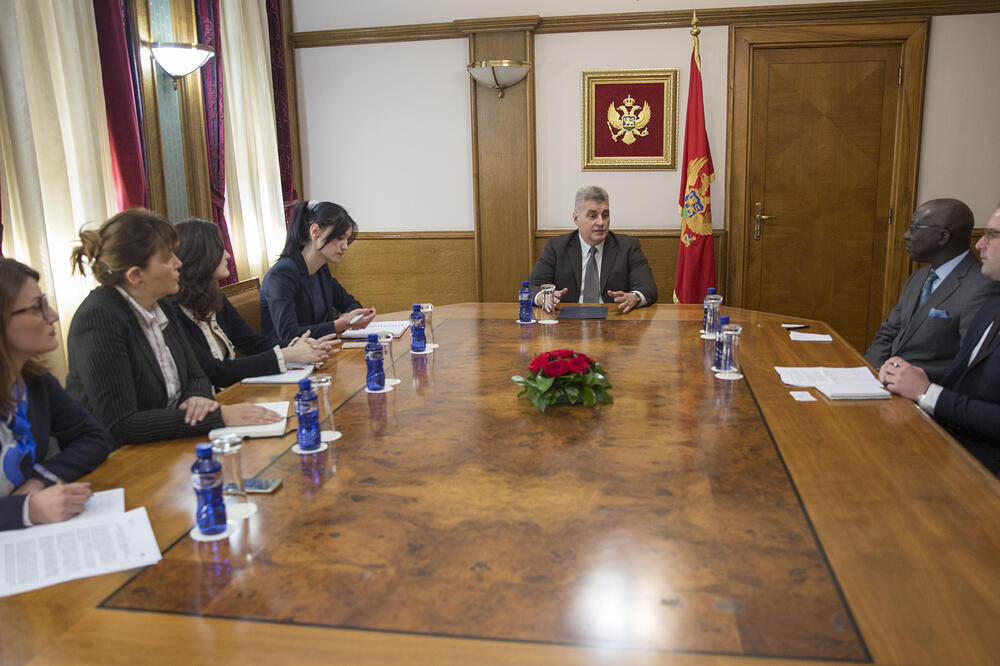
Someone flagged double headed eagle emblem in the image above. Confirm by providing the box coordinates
[607,94,651,145]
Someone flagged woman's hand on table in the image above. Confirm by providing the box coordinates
[179,396,220,425]
[221,403,283,426]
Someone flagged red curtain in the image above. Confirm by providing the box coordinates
[195,0,238,284]
[265,0,297,227]
[93,0,148,211]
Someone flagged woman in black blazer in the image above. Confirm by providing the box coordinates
[65,209,280,447]
[172,219,335,390]
[260,200,376,343]
[1,259,113,531]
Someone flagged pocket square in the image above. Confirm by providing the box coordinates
[928,308,950,319]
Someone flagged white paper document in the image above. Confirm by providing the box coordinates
[775,366,890,400]
[341,321,410,339]
[789,331,834,342]
[68,488,125,522]
[0,506,161,598]
[209,401,289,440]
[241,364,313,384]
[790,391,817,402]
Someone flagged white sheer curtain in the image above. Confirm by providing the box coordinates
[0,0,116,379]
[218,0,286,281]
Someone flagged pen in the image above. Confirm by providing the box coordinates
[33,464,64,485]
[781,324,810,330]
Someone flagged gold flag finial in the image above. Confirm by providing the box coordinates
[690,10,700,37]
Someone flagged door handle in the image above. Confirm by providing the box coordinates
[754,202,773,241]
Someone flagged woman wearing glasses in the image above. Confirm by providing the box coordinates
[172,218,336,390]
[1,259,112,530]
[260,200,375,343]
[66,209,281,447]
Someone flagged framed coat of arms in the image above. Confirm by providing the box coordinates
[581,69,678,170]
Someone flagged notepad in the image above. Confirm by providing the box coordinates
[208,401,290,439]
[558,306,608,320]
[241,364,313,384]
[341,321,410,339]
[775,366,889,400]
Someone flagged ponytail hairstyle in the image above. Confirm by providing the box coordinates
[70,209,178,287]
[174,218,225,321]
[280,200,358,258]
[0,259,47,419]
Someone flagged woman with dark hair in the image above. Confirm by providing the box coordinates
[173,218,336,389]
[260,200,375,343]
[66,209,281,447]
[0,259,113,530]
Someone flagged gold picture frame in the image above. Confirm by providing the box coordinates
[582,68,678,170]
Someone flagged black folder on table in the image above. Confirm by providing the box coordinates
[558,306,608,320]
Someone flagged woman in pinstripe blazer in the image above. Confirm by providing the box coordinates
[65,210,280,447]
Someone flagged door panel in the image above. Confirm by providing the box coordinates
[745,46,899,350]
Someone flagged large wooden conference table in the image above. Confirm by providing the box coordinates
[3,303,999,665]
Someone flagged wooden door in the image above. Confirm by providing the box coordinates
[727,22,928,352]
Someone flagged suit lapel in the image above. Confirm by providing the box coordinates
[566,233,583,295]
[895,265,949,349]
[600,233,618,295]
[959,302,1000,380]
[108,289,165,387]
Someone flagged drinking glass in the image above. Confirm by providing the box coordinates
[378,331,401,386]
[211,434,256,520]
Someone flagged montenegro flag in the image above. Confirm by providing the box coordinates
[673,26,716,304]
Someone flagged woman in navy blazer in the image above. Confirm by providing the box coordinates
[1,259,112,531]
[172,218,336,390]
[260,200,375,343]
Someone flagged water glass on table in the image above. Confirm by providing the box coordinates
[211,433,256,520]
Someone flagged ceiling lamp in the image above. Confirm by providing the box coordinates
[467,59,531,99]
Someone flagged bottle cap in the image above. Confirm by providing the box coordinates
[368,333,378,342]
[707,287,716,295]
[719,315,730,325]
[298,378,312,390]
[521,280,529,287]
[412,304,421,311]
[195,442,213,457]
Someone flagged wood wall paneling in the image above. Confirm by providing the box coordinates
[329,233,476,314]
[467,28,537,302]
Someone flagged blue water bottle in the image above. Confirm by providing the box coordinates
[191,443,227,535]
[702,287,716,331]
[295,378,320,450]
[714,315,730,371]
[518,280,532,322]
[409,304,426,352]
[365,333,386,390]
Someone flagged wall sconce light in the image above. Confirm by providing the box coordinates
[467,59,531,99]
[150,42,215,89]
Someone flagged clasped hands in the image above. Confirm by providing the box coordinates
[879,356,931,400]
[541,288,641,314]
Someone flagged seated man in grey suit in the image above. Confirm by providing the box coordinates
[528,186,657,313]
[865,198,1000,382]
[881,204,1000,476]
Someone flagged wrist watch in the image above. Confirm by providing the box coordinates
[630,291,642,308]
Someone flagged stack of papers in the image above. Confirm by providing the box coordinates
[242,364,313,384]
[0,489,161,597]
[774,366,890,400]
[209,401,289,439]
[341,321,410,339]
[789,331,834,342]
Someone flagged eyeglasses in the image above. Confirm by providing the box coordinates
[982,228,1000,244]
[11,294,56,321]
[907,223,946,233]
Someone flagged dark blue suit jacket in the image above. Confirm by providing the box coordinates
[1,374,113,531]
[934,296,1000,474]
[260,253,362,344]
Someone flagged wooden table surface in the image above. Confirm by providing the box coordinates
[2,303,998,665]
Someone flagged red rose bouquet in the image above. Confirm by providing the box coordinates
[511,349,612,411]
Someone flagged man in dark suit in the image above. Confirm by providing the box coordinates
[528,186,657,313]
[865,198,1000,382]
[881,204,1000,475]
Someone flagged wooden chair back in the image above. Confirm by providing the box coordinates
[221,277,262,333]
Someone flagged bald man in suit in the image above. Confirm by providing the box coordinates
[865,198,1000,382]
[881,204,1000,475]
[529,186,657,314]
